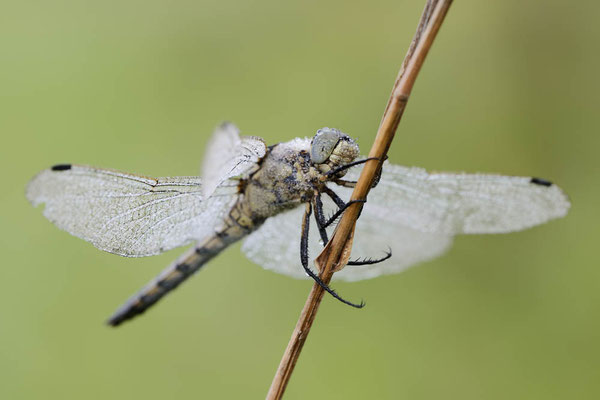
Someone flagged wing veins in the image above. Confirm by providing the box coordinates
[98,192,201,232]
[129,206,194,248]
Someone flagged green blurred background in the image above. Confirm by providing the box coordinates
[1,0,599,398]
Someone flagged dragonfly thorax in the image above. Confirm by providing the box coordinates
[238,130,358,223]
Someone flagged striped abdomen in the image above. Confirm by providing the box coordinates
[107,234,233,326]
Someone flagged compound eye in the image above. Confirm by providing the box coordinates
[310,127,344,163]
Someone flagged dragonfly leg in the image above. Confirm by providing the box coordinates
[322,199,366,229]
[320,186,392,266]
[300,202,365,308]
[325,157,380,178]
[313,192,363,242]
[322,185,346,209]
[322,186,366,227]
[333,179,357,188]
[334,174,381,189]
[312,193,329,245]
[347,248,392,266]
[331,155,387,187]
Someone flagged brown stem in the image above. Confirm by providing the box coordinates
[266,1,453,398]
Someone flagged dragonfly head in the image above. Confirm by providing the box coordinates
[310,128,360,175]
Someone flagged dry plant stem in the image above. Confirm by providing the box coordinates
[380,0,437,123]
[266,1,453,399]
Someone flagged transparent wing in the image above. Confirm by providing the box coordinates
[241,162,570,281]
[241,189,453,282]
[201,122,267,197]
[343,163,571,235]
[27,164,238,257]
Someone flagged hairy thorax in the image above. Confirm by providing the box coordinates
[242,138,323,223]
[225,134,359,236]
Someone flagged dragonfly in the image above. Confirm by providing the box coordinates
[26,123,570,326]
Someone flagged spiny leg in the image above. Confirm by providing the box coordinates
[300,202,364,308]
[347,248,392,266]
[322,185,366,225]
[322,199,366,229]
[325,157,380,178]
[333,179,357,188]
[322,185,346,209]
[318,197,391,266]
[321,186,393,267]
[332,155,387,187]
[312,192,329,245]
[313,190,364,237]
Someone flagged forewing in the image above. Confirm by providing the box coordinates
[345,163,570,234]
[201,122,267,197]
[241,191,453,282]
[27,164,237,257]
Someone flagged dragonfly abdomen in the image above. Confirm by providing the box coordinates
[107,227,245,326]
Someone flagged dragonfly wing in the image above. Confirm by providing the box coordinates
[201,122,267,197]
[27,164,237,257]
[336,215,453,282]
[242,162,569,281]
[345,163,570,235]
[241,207,307,280]
[241,191,453,281]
